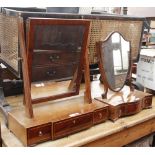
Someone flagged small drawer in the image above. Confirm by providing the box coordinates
[32,64,77,82]
[27,123,52,146]
[93,108,108,125]
[119,103,137,117]
[143,96,152,108]
[32,50,80,66]
[53,113,93,139]
[126,101,141,115]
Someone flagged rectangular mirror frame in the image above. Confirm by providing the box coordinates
[18,17,91,118]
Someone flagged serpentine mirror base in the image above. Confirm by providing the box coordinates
[95,86,152,121]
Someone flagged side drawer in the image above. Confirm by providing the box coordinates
[143,96,152,108]
[32,50,80,66]
[53,113,93,140]
[93,108,109,125]
[32,64,77,82]
[27,123,52,146]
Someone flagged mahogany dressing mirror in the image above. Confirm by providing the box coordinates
[18,17,91,117]
[96,32,132,98]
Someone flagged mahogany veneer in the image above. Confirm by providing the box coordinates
[95,87,152,121]
[8,96,108,146]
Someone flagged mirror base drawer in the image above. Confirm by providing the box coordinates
[93,108,109,125]
[142,95,153,109]
[8,112,53,146]
[95,89,153,122]
[53,113,93,140]
[27,123,52,146]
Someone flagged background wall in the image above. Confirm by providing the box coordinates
[127,7,155,17]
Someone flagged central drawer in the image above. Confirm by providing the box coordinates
[31,64,77,82]
[53,113,93,140]
[125,101,141,115]
[32,50,81,67]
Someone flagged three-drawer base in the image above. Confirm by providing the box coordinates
[8,98,108,146]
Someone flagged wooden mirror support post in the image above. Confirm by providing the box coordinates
[95,32,153,121]
[8,17,109,146]
[18,17,33,118]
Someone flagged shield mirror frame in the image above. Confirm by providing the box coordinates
[96,31,132,98]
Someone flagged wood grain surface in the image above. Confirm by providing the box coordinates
[1,81,155,147]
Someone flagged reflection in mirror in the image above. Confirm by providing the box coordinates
[30,24,85,100]
[101,32,130,91]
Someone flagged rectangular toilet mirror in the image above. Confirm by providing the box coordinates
[25,18,91,104]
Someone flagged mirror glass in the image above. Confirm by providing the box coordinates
[30,24,85,100]
[101,32,130,90]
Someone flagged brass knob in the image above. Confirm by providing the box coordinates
[46,71,56,76]
[119,109,122,117]
[73,120,76,124]
[38,131,43,137]
[56,55,60,59]
[49,55,60,61]
[99,113,102,119]
[49,56,54,61]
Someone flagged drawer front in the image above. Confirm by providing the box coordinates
[93,108,108,125]
[126,102,141,115]
[143,96,152,108]
[27,123,52,146]
[32,50,80,67]
[53,113,93,139]
[120,105,126,116]
[32,64,77,82]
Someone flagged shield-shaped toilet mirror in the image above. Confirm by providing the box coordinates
[96,32,131,98]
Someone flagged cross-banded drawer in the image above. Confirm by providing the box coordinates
[27,123,52,146]
[53,113,93,140]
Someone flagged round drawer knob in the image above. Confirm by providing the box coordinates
[119,109,122,117]
[46,71,56,76]
[73,120,76,124]
[99,113,102,119]
[49,56,54,61]
[38,131,43,137]
[56,55,60,59]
